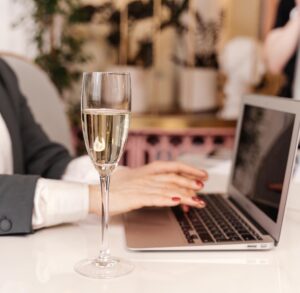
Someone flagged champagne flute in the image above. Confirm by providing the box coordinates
[74,72,133,278]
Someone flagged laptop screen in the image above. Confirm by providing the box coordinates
[232,105,295,222]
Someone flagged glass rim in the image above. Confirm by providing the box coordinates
[83,71,130,77]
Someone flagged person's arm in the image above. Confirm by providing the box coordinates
[18,92,72,178]
[31,159,207,231]
[264,0,300,74]
[0,59,72,179]
[61,157,209,217]
[32,178,89,229]
[0,59,72,235]
[0,59,208,234]
[264,14,300,74]
[0,174,38,234]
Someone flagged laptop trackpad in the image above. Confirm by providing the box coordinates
[124,208,186,250]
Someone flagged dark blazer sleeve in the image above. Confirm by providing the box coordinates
[18,84,73,178]
[0,59,73,235]
[0,175,38,234]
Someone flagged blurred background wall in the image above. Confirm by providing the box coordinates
[0,0,36,58]
[0,0,284,156]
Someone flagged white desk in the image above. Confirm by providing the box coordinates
[1,174,300,293]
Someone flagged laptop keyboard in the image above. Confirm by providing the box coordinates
[172,194,263,244]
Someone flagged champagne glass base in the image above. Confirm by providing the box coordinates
[74,257,134,279]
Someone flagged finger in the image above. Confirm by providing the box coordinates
[142,185,205,208]
[109,188,182,215]
[142,184,197,199]
[181,204,190,213]
[141,194,183,208]
[177,195,206,209]
[138,179,198,197]
[145,161,208,180]
[150,174,204,190]
[142,194,205,210]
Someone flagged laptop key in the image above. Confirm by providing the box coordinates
[241,234,255,241]
[228,236,241,241]
[196,228,208,235]
[173,194,263,244]
[198,233,214,243]
[215,235,227,241]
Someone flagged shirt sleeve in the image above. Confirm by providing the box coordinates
[32,156,95,230]
[61,155,99,184]
[31,156,126,230]
[32,178,89,230]
[61,155,128,184]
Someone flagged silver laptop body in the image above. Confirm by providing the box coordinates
[124,95,300,251]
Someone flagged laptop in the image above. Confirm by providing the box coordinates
[124,95,300,251]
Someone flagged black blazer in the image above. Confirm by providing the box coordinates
[0,59,72,235]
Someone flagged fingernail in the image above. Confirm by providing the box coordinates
[172,197,181,202]
[196,180,204,187]
[192,196,205,205]
[182,205,189,213]
[198,202,206,207]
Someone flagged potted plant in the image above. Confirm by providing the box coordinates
[107,0,188,113]
[71,1,155,112]
[175,1,223,112]
[104,1,153,113]
[17,0,90,95]
[76,0,189,113]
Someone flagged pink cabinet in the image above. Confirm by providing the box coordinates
[121,115,236,167]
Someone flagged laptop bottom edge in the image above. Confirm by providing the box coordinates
[124,207,274,251]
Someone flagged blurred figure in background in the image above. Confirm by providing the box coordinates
[264,0,300,98]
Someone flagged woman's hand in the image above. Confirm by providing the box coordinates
[89,161,208,216]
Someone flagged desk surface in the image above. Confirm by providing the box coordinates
[1,174,300,292]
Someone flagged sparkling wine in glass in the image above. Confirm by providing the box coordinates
[74,72,133,279]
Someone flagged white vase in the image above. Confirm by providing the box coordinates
[148,69,175,113]
[179,68,218,112]
[110,65,149,113]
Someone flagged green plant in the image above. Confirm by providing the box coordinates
[19,0,89,94]
[68,0,189,68]
[106,0,189,67]
[174,8,223,69]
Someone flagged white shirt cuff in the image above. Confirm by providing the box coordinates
[62,155,99,184]
[32,178,89,230]
[61,155,128,184]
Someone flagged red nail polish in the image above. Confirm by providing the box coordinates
[192,196,205,205]
[182,205,189,213]
[172,197,181,202]
[196,180,204,187]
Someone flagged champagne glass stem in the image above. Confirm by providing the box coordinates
[98,175,110,262]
